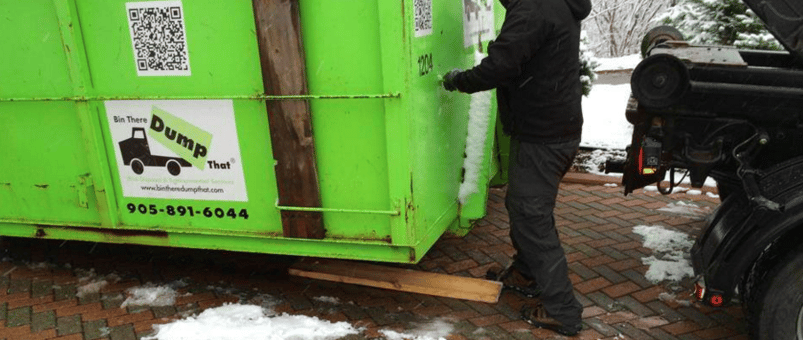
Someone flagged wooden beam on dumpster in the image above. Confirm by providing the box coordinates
[252,0,325,239]
[289,258,503,303]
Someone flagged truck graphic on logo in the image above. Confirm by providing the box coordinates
[119,127,192,176]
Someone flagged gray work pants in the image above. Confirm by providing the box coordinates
[506,138,583,326]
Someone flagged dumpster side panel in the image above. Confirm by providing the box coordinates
[299,1,394,241]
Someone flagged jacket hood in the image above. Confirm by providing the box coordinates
[565,0,591,20]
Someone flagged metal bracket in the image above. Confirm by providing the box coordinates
[76,174,92,209]
[275,202,400,216]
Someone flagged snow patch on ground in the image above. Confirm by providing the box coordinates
[121,284,179,308]
[312,296,340,304]
[633,225,695,283]
[380,319,454,340]
[574,148,627,174]
[581,84,633,150]
[658,201,709,217]
[77,280,109,299]
[142,304,358,340]
[596,54,641,71]
[75,269,120,299]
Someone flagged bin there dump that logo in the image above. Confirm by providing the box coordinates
[105,99,248,202]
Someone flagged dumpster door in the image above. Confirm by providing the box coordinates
[0,1,105,228]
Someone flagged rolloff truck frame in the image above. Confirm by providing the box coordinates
[612,0,803,338]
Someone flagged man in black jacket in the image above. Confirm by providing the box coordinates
[443,0,591,336]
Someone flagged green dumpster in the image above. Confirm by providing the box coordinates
[0,0,504,263]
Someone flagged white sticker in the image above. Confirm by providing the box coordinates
[463,0,494,47]
[105,100,248,202]
[126,1,191,76]
[414,0,433,37]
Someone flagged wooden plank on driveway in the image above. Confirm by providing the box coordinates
[289,258,503,303]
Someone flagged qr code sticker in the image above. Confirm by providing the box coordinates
[414,0,433,37]
[126,1,191,76]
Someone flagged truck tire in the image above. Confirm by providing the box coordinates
[166,160,181,176]
[131,159,145,175]
[747,245,803,339]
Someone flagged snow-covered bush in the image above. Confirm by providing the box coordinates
[580,31,599,97]
[657,0,781,50]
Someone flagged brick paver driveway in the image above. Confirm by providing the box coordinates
[0,173,746,340]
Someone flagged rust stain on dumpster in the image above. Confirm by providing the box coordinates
[35,225,168,240]
[66,226,168,238]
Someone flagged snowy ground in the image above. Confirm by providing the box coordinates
[573,54,638,176]
[580,54,639,153]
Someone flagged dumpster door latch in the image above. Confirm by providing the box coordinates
[76,174,93,209]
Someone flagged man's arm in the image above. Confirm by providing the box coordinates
[447,3,548,93]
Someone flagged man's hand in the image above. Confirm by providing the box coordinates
[442,69,462,92]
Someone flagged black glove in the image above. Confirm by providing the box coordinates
[442,69,462,92]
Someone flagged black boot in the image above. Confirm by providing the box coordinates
[521,304,582,336]
[486,263,541,298]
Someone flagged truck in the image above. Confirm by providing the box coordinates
[119,127,192,177]
[610,0,803,338]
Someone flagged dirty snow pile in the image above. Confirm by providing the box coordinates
[458,50,494,204]
[142,304,359,340]
[633,225,695,283]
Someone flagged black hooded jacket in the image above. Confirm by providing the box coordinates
[450,0,592,143]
